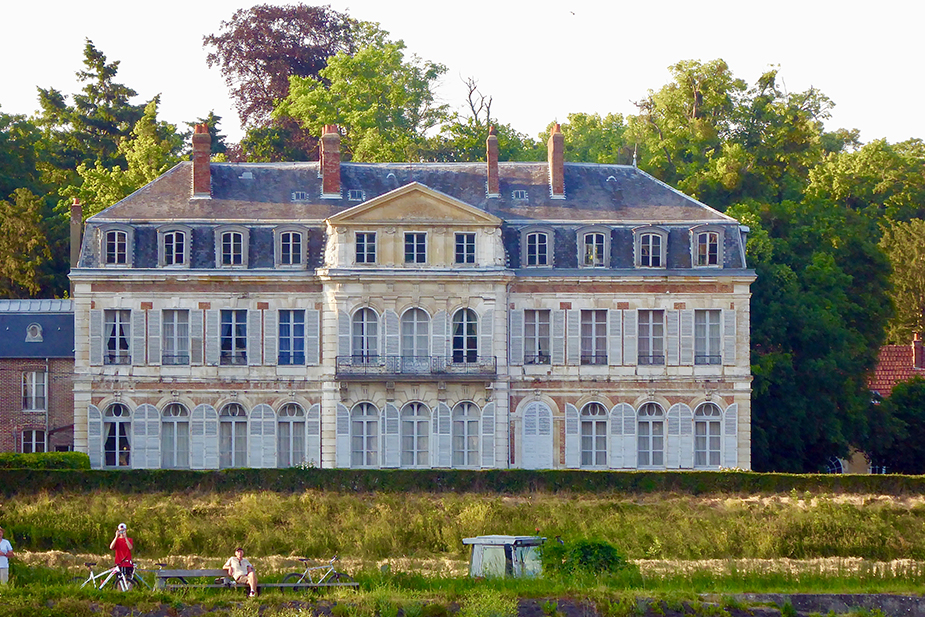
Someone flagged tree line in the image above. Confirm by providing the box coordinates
[2,4,924,473]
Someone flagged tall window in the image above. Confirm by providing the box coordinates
[452,309,478,363]
[582,232,605,267]
[694,403,722,468]
[640,233,662,267]
[525,232,548,267]
[696,231,720,266]
[401,402,429,467]
[580,402,608,467]
[401,308,429,371]
[453,402,480,467]
[525,309,550,364]
[163,230,186,266]
[161,403,190,469]
[695,310,722,365]
[221,231,244,266]
[162,310,189,365]
[278,310,305,365]
[580,310,607,365]
[356,232,376,264]
[104,230,128,264]
[637,403,664,467]
[404,232,426,264]
[104,310,131,365]
[220,310,247,365]
[351,402,379,468]
[638,310,665,365]
[22,371,46,410]
[352,308,378,361]
[219,403,247,468]
[277,403,305,467]
[455,233,475,264]
[21,430,46,453]
[104,403,131,467]
[279,231,302,266]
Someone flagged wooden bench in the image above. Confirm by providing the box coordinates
[154,569,359,591]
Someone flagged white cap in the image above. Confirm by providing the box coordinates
[117,523,127,531]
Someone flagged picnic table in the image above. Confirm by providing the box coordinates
[154,568,358,591]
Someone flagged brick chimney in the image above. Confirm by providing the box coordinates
[69,198,82,296]
[547,123,565,198]
[486,126,500,197]
[914,333,924,369]
[191,124,211,198]
[320,124,341,197]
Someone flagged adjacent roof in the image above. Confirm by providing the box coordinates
[0,299,73,313]
[868,344,925,395]
[462,536,546,546]
[0,300,74,358]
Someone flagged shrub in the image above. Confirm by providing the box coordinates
[0,452,90,470]
[542,539,629,575]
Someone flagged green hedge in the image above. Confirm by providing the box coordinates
[0,467,924,496]
[0,452,90,470]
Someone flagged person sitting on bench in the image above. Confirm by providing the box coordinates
[223,547,258,597]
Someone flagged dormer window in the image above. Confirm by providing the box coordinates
[512,190,528,200]
[291,191,309,201]
[215,226,248,268]
[634,227,668,269]
[275,227,305,267]
[691,226,724,268]
[348,189,365,201]
[105,230,127,264]
[522,229,552,267]
[158,226,191,268]
[579,229,609,268]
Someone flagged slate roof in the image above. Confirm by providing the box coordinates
[868,344,925,395]
[0,300,74,358]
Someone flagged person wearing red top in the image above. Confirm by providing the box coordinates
[109,523,134,588]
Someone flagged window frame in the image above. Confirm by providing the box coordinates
[452,308,478,364]
[580,309,607,365]
[104,309,132,365]
[157,225,191,268]
[400,402,430,468]
[404,232,427,264]
[352,308,379,362]
[691,226,724,268]
[351,402,379,468]
[452,402,480,468]
[21,429,46,453]
[275,226,306,268]
[162,309,190,365]
[694,402,722,468]
[219,402,248,468]
[634,227,668,269]
[524,309,551,365]
[100,225,133,267]
[694,309,722,365]
[278,309,306,365]
[22,370,47,411]
[277,402,305,468]
[215,226,248,268]
[220,309,248,365]
[638,309,665,366]
[521,228,552,268]
[401,308,430,369]
[580,402,608,468]
[637,402,665,468]
[455,232,476,265]
[355,231,377,264]
[103,402,132,468]
[578,227,609,268]
[161,402,190,469]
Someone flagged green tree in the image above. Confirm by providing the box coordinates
[0,188,53,297]
[0,110,46,199]
[869,377,925,474]
[880,218,925,343]
[184,111,228,157]
[537,112,630,164]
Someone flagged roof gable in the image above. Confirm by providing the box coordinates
[327,182,501,226]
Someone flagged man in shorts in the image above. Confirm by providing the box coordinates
[223,547,257,597]
[0,526,13,584]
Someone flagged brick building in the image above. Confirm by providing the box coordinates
[70,124,755,470]
[0,300,75,453]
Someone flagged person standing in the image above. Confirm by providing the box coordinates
[109,523,134,587]
[223,547,258,597]
[0,527,13,585]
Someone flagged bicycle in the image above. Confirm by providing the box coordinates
[282,555,355,585]
[70,560,134,591]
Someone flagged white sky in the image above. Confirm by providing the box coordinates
[4,0,922,146]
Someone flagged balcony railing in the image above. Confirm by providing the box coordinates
[336,355,496,378]
[638,354,665,366]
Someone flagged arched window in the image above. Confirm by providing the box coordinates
[277,403,305,467]
[219,403,247,468]
[580,402,608,467]
[161,403,189,469]
[452,309,478,363]
[104,403,132,467]
[104,230,128,265]
[401,308,430,372]
[694,403,722,468]
[452,402,479,467]
[401,402,430,467]
[637,403,664,468]
[351,402,379,468]
[352,308,379,362]
[220,230,245,266]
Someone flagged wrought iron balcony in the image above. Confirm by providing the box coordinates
[336,355,496,380]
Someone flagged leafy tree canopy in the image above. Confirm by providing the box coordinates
[880,218,925,343]
[0,188,53,297]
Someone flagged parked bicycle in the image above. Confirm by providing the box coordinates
[70,561,133,591]
[282,555,355,585]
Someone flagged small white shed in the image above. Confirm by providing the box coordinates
[462,535,545,578]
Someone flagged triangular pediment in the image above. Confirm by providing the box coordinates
[327,182,501,226]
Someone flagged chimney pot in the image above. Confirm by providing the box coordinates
[914,333,924,369]
[191,123,211,198]
[486,126,500,197]
[547,123,565,198]
[321,125,341,197]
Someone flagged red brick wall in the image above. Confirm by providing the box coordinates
[0,358,74,452]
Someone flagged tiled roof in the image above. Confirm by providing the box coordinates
[869,344,925,395]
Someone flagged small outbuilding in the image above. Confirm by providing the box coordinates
[462,535,545,578]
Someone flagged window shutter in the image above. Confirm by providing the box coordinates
[131,310,145,365]
[190,404,212,469]
[509,310,524,366]
[132,404,159,469]
[247,309,262,366]
[437,402,451,467]
[551,310,565,365]
[622,404,636,468]
[87,404,102,468]
[609,403,632,469]
[723,403,738,468]
[338,311,350,359]
[723,310,737,366]
[565,403,580,469]
[335,403,350,468]
[384,310,399,357]
[666,310,679,366]
[306,404,321,467]
[89,310,103,366]
[203,406,219,469]
[383,403,400,468]
[249,404,275,468]
[147,310,161,366]
[480,402,495,468]
[566,310,580,365]
[608,308,622,366]
[678,404,694,469]
[622,310,637,366]
[190,309,204,365]
[666,404,682,469]
[262,403,277,468]
[522,402,553,469]
[306,309,320,365]
[479,309,493,361]
[205,310,219,365]
[680,310,694,365]
[264,310,278,366]
[432,311,448,360]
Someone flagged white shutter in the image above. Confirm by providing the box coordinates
[338,311,350,359]
[551,310,566,365]
[147,310,161,366]
[609,403,632,469]
[131,310,145,365]
[87,404,102,468]
[622,310,637,366]
[723,403,739,468]
[203,406,219,469]
[622,404,637,468]
[205,310,220,365]
[384,310,399,357]
[306,309,320,365]
[432,311,448,360]
[565,403,580,469]
[335,403,350,468]
[89,310,103,366]
[479,309,493,361]
[723,309,737,366]
[247,309,262,366]
[190,309,204,365]
[678,404,694,469]
[567,310,580,365]
[480,402,495,468]
[608,308,622,366]
[383,403,400,468]
[680,310,694,365]
[190,404,219,469]
[264,310,278,366]
[437,402,451,467]
[666,310,679,366]
[132,404,160,469]
[306,404,321,467]
[522,402,553,469]
[666,404,682,469]
[249,404,275,468]
[509,310,524,366]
